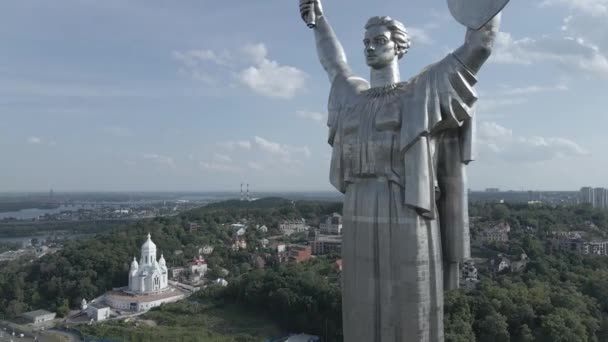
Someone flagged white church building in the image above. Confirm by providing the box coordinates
[128,233,168,293]
[102,233,186,313]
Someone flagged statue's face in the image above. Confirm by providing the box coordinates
[363,25,397,69]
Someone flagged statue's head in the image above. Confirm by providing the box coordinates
[364,16,411,69]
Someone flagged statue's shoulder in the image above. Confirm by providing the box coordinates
[329,74,369,104]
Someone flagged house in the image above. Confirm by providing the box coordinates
[489,254,511,274]
[288,245,312,263]
[230,223,247,233]
[21,310,56,325]
[170,267,186,279]
[260,238,270,248]
[232,236,247,251]
[310,235,342,255]
[320,213,343,235]
[459,260,479,290]
[335,259,343,272]
[258,225,268,233]
[86,302,111,322]
[483,222,510,243]
[188,222,200,232]
[200,245,214,255]
[190,255,208,276]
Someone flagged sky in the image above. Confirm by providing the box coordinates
[1,0,607,192]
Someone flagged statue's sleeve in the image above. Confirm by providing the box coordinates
[399,53,477,234]
[327,74,369,193]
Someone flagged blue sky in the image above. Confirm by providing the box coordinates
[1,0,607,192]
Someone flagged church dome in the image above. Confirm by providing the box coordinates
[141,233,157,251]
[159,253,166,267]
[130,256,139,270]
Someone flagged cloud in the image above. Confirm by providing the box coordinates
[172,49,232,67]
[477,121,589,163]
[199,161,239,173]
[217,140,252,151]
[27,136,42,144]
[213,153,232,163]
[295,110,326,124]
[239,44,307,99]
[254,136,289,158]
[174,43,307,99]
[26,136,56,146]
[540,0,608,16]
[143,153,176,168]
[408,27,434,45]
[253,136,312,161]
[492,32,608,77]
[476,97,527,112]
[498,84,568,96]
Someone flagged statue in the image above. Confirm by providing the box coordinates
[299,0,507,341]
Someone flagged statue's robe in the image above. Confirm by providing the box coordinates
[328,53,476,342]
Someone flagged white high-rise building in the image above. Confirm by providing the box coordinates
[128,233,168,293]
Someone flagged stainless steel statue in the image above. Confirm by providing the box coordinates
[299,0,507,341]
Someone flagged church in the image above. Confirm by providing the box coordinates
[102,233,186,313]
[128,233,168,293]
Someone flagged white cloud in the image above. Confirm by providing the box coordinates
[239,59,307,99]
[295,110,326,124]
[143,153,176,168]
[27,136,42,144]
[172,49,232,67]
[540,0,608,16]
[253,136,312,161]
[174,43,307,99]
[254,136,289,158]
[499,84,568,96]
[242,43,268,65]
[476,97,527,112]
[477,121,589,163]
[213,153,232,163]
[26,136,56,146]
[492,32,608,77]
[408,27,434,45]
[199,161,239,173]
[217,140,252,151]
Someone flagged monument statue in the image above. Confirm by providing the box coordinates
[299,0,508,340]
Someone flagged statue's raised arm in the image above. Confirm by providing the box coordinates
[450,0,507,73]
[299,0,351,83]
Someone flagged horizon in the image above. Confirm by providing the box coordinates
[2,0,607,191]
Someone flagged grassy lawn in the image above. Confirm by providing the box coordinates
[75,301,281,342]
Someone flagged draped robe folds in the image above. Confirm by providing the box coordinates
[328,53,477,342]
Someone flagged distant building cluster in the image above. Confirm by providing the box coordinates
[279,219,308,235]
[320,213,343,235]
[549,231,608,256]
[581,187,608,209]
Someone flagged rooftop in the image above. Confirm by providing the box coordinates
[22,309,55,318]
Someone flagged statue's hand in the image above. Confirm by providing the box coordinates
[299,0,324,27]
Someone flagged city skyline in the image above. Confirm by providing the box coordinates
[2,0,607,191]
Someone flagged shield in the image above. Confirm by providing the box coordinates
[447,0,509,30]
